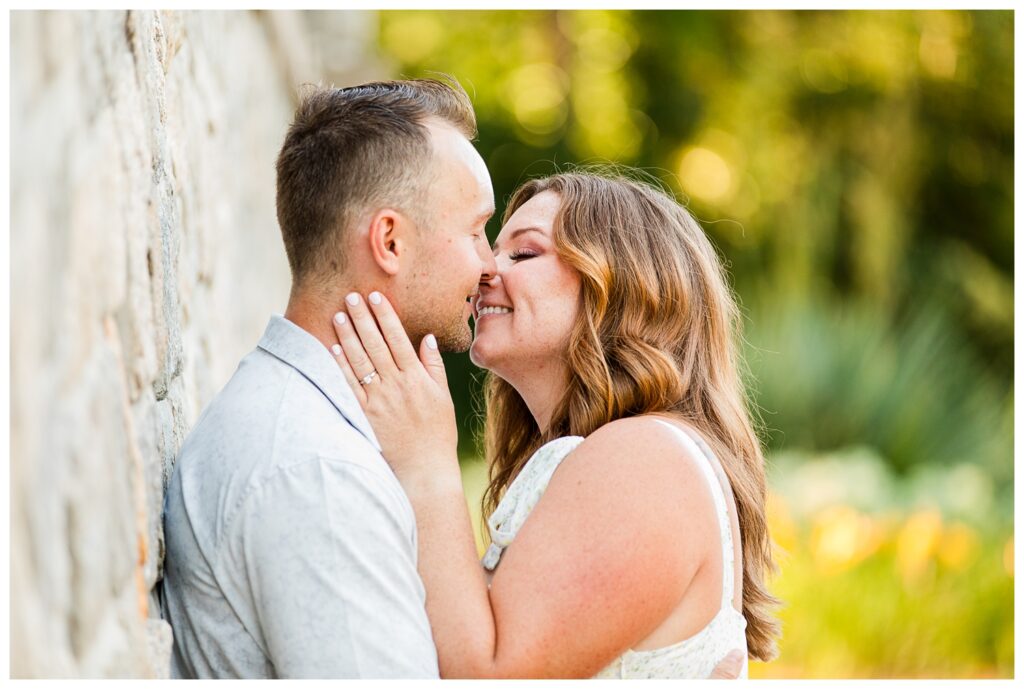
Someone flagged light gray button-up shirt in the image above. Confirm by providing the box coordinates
[161,315,439,678]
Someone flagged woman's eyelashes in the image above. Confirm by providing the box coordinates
[508,248,539,261]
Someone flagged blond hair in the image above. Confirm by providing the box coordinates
[481,170,781,661]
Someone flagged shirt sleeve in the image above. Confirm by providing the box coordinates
[226,455,440,678]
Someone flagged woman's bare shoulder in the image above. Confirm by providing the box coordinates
[548,415,719,530]
[568,415,709,476]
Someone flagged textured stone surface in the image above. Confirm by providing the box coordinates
[10,10,377,677]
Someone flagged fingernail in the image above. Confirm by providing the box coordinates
[425,334,437,350]
[346,293,359,306]
[331,344,342,356]
[368,291,382,305]
[334,312,347,325]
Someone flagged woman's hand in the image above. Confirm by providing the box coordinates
[329,291,459,482]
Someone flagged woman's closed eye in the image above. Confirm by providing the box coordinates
[509,249,539,261]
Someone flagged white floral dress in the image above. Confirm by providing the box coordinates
[481,419,749,679]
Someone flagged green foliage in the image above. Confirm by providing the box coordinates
[743,293,1012,488]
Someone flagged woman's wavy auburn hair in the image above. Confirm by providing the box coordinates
[481,170,781,661]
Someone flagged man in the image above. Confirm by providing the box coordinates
[162,78,492,678]
[161,78,744,678]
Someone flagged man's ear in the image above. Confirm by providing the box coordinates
[366,208,408,276]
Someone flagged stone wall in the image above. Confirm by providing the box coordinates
[10,10,377,677]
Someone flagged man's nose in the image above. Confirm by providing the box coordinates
[478,246,498,282]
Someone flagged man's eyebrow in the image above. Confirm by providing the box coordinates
[492,226,544,252]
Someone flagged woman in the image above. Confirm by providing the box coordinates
[330,171,780,678]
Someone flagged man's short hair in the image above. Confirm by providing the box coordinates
[275,78,477,286]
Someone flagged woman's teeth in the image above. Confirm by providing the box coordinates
[477,306,512,316]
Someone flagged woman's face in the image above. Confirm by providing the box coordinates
[469,191,582,378]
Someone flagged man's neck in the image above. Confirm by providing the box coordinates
[283,287,351,351]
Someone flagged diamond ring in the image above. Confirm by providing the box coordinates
[358,370,378,386]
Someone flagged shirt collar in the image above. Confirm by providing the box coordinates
[257,314,381,452]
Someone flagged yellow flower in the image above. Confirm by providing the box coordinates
[810,504,884,574]
[896,508,943,583]
[936,521,979,571]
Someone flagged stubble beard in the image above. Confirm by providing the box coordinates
[434,316,473,353]
[401,301,472,353]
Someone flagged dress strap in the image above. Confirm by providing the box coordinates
[652,419,736,610]
[482,435,586,571]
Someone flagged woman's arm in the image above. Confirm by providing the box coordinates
[330,293,718,678]
[399,461,502,677]
[412,420,718,678]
